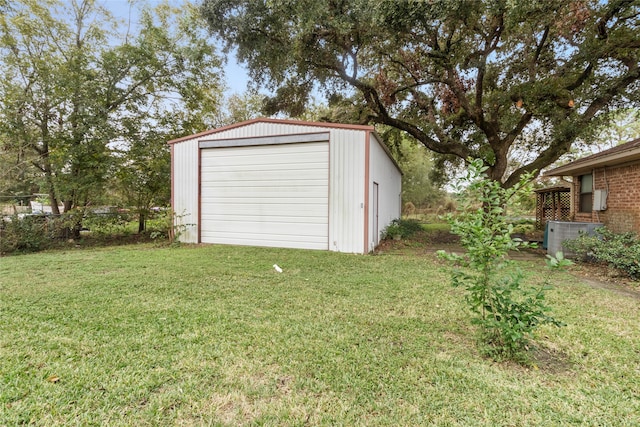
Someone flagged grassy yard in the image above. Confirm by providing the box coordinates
[1,243,638,426]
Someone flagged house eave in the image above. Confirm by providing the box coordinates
[544,148,640,177]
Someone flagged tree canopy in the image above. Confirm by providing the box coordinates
[0,0,223,223]
[201,0,640,186]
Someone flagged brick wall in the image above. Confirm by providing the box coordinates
[571,162,640,233]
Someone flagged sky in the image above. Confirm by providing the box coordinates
[102,0,251,96]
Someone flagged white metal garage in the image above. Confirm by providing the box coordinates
[169,118,402,254]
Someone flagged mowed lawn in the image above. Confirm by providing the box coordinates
[1,243,638,426]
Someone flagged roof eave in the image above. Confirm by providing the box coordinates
[167,118,375,145]
[544,148,640,176]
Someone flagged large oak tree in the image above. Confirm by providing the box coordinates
[201,0,640,186]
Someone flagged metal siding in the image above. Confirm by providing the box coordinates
[329,129,366,253]
[171,121,383,253]
[200,132,329,148]
[202,122,327,140]
[171,138,199,243]
[206,122,368,253]
[200,142,329,250]
[368,135,403,251]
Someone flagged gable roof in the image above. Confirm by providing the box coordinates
[167,117,404,175]
[167,118,375,145]
[545,138,640,176]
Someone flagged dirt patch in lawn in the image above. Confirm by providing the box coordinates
[528,344,574,374]
[376,229,546,261]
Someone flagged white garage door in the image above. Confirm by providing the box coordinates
[200,141,329,249]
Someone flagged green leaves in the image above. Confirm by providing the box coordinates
[201,0,640,187]
[564,227,640,280]
[1,1,223,227]
[545,252,573,270]
[440,158,565,361]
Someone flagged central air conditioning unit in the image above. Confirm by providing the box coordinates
[546,221,603,258]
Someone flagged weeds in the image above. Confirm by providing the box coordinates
[381,218,423,240]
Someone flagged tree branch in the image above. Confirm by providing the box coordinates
[323,61,471,158]
[530,25,550,80]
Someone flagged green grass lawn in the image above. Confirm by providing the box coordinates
[1,243,638,426]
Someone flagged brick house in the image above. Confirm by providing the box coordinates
[544,138,640,233]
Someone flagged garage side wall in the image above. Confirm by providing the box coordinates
[368,135,402,252]
[171,138,199,243]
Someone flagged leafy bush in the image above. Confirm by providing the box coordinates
[0,213,86,254]
[83,212,132,237]
[381,218,423,240]
[438,159,568,361]
[510,218,535,235]
[0,215,50,254]
[564,227,640,280]
[145,210,172,240]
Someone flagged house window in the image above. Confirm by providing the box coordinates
[579,174,592,213]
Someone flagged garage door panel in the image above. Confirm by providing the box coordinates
[203,156,328,169]
[207,196,325,204]
[200,141,329,250]
[204,153,327,168]
[201,184,327,194]
[201,220,327,236]
[200,233,328,250]
[202,188,327,199]
[201,229,328,243]
[199,203,326,217]
[202,170,327,182]
[201,212,328,223]
[201,178,328,187]
[211,150,325,167]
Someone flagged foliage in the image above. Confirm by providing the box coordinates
[201,0,640,187]
[0,136,39,201]
[220,91,266,125]
[83,212,132,237]
[388,132,446,208]
[0,0,223,232]
[381,218,423,240]
[0,212,83,254]
[0,215,49,254]
[0,211,102,254]
[0,208,192,254]
[510,218,536,235]
[165,210,197,244]
[438,159,568,359]
[548,108,640,170]
[564,227,640,280]
[115,128,171,233]
[591,108,640,151]
[145,209,175,241]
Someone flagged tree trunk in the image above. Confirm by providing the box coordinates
[138,212,146,234]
